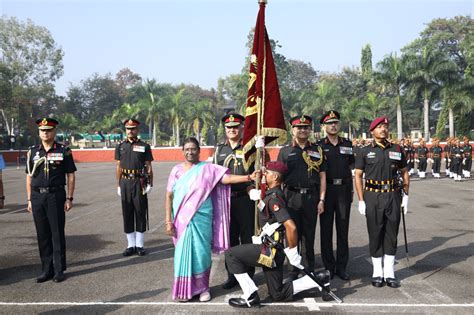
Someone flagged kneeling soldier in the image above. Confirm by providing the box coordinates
[225,161,331,308]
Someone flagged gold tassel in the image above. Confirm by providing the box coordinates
[257,254,274,268]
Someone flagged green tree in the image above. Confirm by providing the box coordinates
[375,52,407,139]
[404,47,457,141]
[361,44,373,83]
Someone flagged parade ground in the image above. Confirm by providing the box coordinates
[1,162,473,314]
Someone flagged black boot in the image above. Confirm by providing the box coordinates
[36,272,53,283]
[315,270,332,301]
[228,291,261,308]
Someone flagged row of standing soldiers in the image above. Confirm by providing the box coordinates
[352,137,472,181]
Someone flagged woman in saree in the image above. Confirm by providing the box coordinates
[165,137,259,302]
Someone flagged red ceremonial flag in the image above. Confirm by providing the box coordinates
[242,1,287,170]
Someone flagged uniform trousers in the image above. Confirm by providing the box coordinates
[31,188,67,274]
[320,184,352,273]
[225,194,255,277]
[120,178,148,233]
[225,243,293,301]
[418,158,427,172]
[432,158,441,173]
[285,187,319,271]
[452,159,462,176]
[463,158,472,174]
[230,194,255,246]
[364,190,401,257]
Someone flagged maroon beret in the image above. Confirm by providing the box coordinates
[369,116,389,131]
[266,161,288,175]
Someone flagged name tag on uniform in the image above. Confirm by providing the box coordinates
[47,153,63,161]
[258,200,265,212]
[133,145,145,152]
[340,146,353,155]
[235,150,244,159]
[307,150,321,159]
[389,151,401,160]
[367,152,376,159]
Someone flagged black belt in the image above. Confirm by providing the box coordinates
[364,182,396,193]
[231,190,247,198]
[32,186,64,194]
[121,173,144,179]
[327,178,352,185]
[287,186,315,194]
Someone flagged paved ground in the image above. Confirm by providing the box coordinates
[0,162,473,314]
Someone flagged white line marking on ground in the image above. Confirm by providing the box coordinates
[0,302,473,308]
[302,298,320,311]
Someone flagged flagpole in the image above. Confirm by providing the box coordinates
[254,0,267,234]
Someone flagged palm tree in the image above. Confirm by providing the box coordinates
[169,87,190,147]
[303,80,341,118]
[359,92,388,121]
[340,98,363,138]
[439,76,474,137]
[375,52,407,140]
[184,100,216,143]
[136,79,173,147]
[405,47,457,141]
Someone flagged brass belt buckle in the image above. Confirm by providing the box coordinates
[300,188,308,194]
[334,179,342,185]
[39,187,49,193]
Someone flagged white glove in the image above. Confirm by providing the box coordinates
[415,159,420,163]
[428,158,433,164]
[284,247,303,269]
[261,222,281,237]
[144,184,152,194]
[255,136,265,149]
[358,200,366,215]
[448,159,451,162]
[249,189,261,201]
[252,235,262,245]
[462,159,466,165]
[117,187,121,197]
[402,194,409,215]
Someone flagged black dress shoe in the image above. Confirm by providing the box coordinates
[315,270,332,301]
[336,270,350,281]
[372,276,385,287]
[36,272,53,283]
[136,247,146,256]
[221,277,238,290]
[123,247,136,257]
[228,291,261,308]
[53,272,65,283]
[385,277,401,288]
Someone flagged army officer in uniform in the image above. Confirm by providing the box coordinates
[26,118,77,283]
[115,119,153,256]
